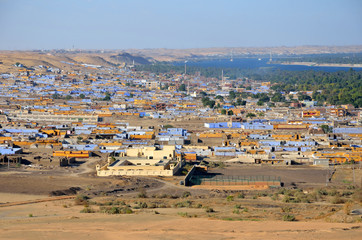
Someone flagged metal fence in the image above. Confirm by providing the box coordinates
[188,175,281,186]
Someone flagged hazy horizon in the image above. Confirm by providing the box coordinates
[1,0,361,50]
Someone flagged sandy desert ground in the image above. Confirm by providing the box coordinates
[1,166,361,240]
[0,199,361,240]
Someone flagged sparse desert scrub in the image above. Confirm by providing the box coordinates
[282,214,296,221]
[205,206,215,213]
[74,194,90,205]
[226,195,234,201]
[343,201,353,215]
[100,206,133,214]
[174,200,193,208]
[330,196,345,204]
[80,206,95,213]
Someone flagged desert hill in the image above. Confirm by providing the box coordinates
[0,51,151,73]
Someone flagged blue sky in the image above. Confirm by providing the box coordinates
[0,0,361,50]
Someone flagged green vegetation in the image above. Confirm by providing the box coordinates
[207,161,225,168]
[226,195,234,202]
[177,212,195,218]
[321,125,333,133]
[80,206,95,213]
[174,200,193,208]
[201,97,215,108]
[102,92,111,101]
[178,84,186,92]
[100,206,133,214]
[282,214,296,221]
[74,195,90,205]
[182,191,191,198]
[246,113,256,118]
[136,63,362,107]
[137,187,148,198]
[269,69,362,107]
[205,207,215,213]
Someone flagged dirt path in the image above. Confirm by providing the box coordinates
[0,195,75,208]
[69,158,100,177]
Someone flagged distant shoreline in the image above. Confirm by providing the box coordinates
[276,61,362,68]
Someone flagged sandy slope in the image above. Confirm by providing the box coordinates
[0,196,361,240]
[1,213,361,240]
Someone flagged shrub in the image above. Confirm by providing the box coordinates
[158,203,167,208]
[28,213,33,217]
[342,191,353,197]
[177,212,190,218]
[328,189,339,196]
[158,193,168,198]
[80,206,95,213]
[205,207,214,213]
[74,195,89,205]
[282,214,296,221]
[182,191,191,198]
[207,161,225,168]
[317,188,328,196]
[195,203,203,208]
[281,207,291,213]
[257,192,268,197]
[137,187,147,198]
[330,196,345,204]
[271,193,279,201]
[237,192,245,199]
[100,206,133,214]
[343,202,353,215]
[123,207,133,214]
[291,197,301,203]
[277,188,287,195]
[234,204,242,209]
[306,192,319,202]
[148,203,157,209]
[174,200,193,208]
[226,195,234,202]
[139,202,148,209]
[282,196,291,203]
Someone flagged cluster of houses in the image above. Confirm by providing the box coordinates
[0,60,361,176]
